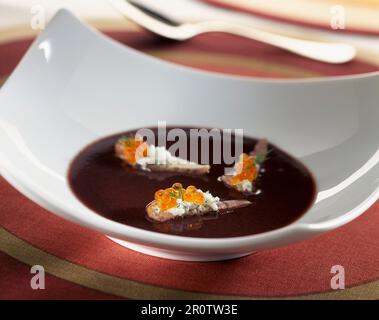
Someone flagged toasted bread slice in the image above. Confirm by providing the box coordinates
[115,139,210,174]
[146,199,251,222]
[250,139,268,158]
[146,163,210,175]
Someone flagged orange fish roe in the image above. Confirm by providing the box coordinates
[182,185,205,205]
[154,189,178,211]
[230,153,258,186]
[154,183,205,211]
[119,136,148,165]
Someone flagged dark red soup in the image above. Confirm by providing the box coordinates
[68,127,316,238]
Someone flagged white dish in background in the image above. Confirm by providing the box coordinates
[0,10,378,261]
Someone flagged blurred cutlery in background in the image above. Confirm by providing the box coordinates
[108,0,356,63]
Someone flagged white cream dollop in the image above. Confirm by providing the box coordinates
[236,179,253,193]
[137,145,197,170]
[166,190,220,217]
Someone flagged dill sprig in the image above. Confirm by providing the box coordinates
[168,189,184,199]
[255,148,273,165]
[118,135,138,147]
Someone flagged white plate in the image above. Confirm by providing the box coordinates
[0,9,378,261]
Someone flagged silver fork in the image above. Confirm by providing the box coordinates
[108,0,356,64]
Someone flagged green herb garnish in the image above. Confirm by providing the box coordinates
[118,135,134,147]
[168,188,184,199]
[255,148,273,165]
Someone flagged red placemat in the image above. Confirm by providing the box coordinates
[0,30,379,299]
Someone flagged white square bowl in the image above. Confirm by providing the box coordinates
[0,9,378,261]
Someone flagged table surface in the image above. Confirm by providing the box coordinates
[0,13,378,300]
